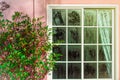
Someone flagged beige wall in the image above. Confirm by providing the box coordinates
[3,0,120,80]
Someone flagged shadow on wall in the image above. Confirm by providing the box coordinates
[0,1,10,11]
[2,0,34,20]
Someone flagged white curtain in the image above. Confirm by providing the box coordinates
[98,9,112,77]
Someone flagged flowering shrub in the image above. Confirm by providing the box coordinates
[0,12,60,80]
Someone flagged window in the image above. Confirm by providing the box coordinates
[47,5,118,80]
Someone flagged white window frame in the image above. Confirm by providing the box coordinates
[47,4,119,80]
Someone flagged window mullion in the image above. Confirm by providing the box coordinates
[66,8,68,80]
[81,8,84,80]
[112,9,114,80]
[97,9,99,79]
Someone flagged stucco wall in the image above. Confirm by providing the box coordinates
[2,0,120,80]
[3,0,46,22]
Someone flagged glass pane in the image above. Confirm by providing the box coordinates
[99,28,112,43]
[53,27,66,43]
[98,9,112,26]
[52,9,66,26]
[68,63,81,79]
[99,63,112,78]
[84,63,97,78]
[53,45,66,61]
[68,45,81,61]
[84,28,97,43]
[68,9,81,26]
[84,45,97,61]
[99,45,112,61]
[68,27,81,43]
[84,9,97,26]
[53,63,66,79]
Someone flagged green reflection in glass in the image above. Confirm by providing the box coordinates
[68,9,81,26]
[84,9,97,26]
[84,28,97,43]
[68,27,81,43]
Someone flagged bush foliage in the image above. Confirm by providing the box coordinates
[0,12,60,80]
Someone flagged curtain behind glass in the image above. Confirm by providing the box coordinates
[98,9,112,77]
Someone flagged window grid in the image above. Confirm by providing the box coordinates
[112,9,115,80]
[66,9,68,79]
[97,9,99,79]
[52,7,113,80]
[81,8,84,80]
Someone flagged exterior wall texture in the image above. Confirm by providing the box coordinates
[2,0,120,80]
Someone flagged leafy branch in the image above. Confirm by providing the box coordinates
[0,12,60,80]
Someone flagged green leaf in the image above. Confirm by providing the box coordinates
[12,12,21,20]
[0,12,3,17]
[16,33,20,37]
[21,55,26,59]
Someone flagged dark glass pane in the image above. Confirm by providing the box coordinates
[84,9,97,26]
[98,9,112,26]
[99,28,112,43]
[99,45,112,61]
[68,27,81,43]
[52,9,66,26]
[68,9,81,26]
[84,45,97,61]
[84,28,97,43]
[68,45,81,61]
[84,63,97,78]
[68,63,81,79]
[53,63,66,79]
[53,27,66,43]
[99,63,112,78]
[53,45,66,61]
